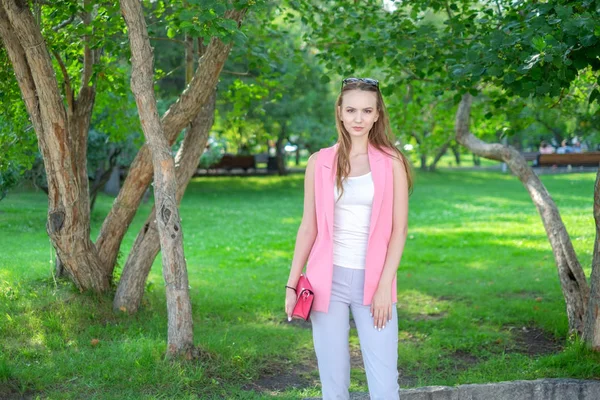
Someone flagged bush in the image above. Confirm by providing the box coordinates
[198,138,225,169]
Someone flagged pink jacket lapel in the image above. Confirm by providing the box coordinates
[321,146,336,239]
[368,144,386,239]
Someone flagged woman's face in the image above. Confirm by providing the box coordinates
[338,89,379,139]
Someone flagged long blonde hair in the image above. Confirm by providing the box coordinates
[334,81,413,197]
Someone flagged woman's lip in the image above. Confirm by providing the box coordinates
[352,127,364,130]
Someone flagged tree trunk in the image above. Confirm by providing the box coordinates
[455,94,589,336]
[472,153,481,166]
[90,148,120,213]
[276,132,287,176]
[120,0,194,357]
[451,144,461,165]
[113,95,216,315]
[429,140,451,171]
[0,1,108,292]
[583,170,600,349]
[420,154,428,171]
[95,8,246,281]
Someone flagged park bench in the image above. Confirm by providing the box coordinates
[209,154,256,171]
[521,152,540,163]
[536,152,600,167]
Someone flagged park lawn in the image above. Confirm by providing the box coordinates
[1,169,600,399]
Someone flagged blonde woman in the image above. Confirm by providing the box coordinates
[285,78,412,399]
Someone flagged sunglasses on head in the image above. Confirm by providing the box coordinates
[341,77,379,90]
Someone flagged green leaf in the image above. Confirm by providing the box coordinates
[504,73,516,84]
[580,35,597,47]
[555,5,572,20]
[535,82,551,95]
[531,36,546,52]
[166,27,176,39]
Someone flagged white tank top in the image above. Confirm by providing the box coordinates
[332,172,374,269]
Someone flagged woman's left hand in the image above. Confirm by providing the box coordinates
[370,285,393,330]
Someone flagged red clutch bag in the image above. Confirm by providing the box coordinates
[292,274,314,321]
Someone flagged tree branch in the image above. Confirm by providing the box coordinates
[80,0,94,92]
[154,64,184,84]
[52,50,74,112]
[222,69,251,76]
[52,15,74,31]
[150,36,186,45]
[445,0,454,19]
[0,3,44,136]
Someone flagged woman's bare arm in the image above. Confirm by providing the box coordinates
[285,153,318,318]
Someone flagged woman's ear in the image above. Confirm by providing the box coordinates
[337,105,341,120]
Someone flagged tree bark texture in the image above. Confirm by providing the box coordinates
[583,170,600,349]
[455,94,589,336]
[120,0,194,357]
[95,8,246,280]
[0,1,108,291]
[113,91,216,314]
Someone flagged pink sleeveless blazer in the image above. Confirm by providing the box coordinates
[305,143,398,313]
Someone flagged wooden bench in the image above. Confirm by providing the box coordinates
[521,152,540,162]
[209,154,256,171]
[537,152,600,167]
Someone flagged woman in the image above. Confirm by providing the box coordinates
[285,77,412,399]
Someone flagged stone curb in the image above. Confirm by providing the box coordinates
[305,378,600,399]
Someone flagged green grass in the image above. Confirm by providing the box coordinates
[1,169,599,399]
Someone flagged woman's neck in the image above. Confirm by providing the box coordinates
[349,136,369,156]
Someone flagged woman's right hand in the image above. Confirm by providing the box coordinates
[285,288,297,321]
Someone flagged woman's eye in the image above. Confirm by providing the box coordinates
[365,110,372,114]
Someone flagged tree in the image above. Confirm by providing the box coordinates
[114,26,219,315]
[389,82,457,171]
[95,4,247,286]
[0,0,249,293]
[1,0,252,356]
[119,0,197,358]
[0,0,118,291]
[213,2,335,174]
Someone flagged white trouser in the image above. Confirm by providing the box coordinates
[310,265,399,400]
